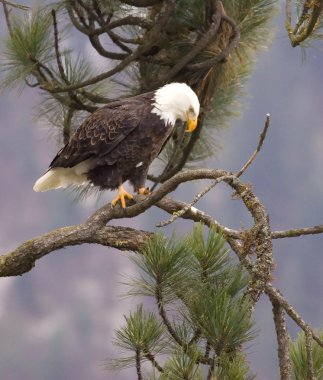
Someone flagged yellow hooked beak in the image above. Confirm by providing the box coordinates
[186,115,198,132]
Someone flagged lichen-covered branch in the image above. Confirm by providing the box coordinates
[0,224,152,277]
[285,0,323,47]
[265,284,323,349]
[270,296,292,379]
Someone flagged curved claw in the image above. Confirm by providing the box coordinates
[111,185,134,208]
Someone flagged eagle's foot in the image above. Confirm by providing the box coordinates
[111,185,134,208]
[138,187,150,195]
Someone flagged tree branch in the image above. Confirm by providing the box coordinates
[305,328,315,380]
[144,351,163,373]
[0,224,152,277]
[265,284,323,349]
[270,297,292,380]
[237,114,270,178]
[0,0,29,10]
[272,225,323,239]
[49,0,176,93]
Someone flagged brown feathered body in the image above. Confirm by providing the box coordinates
[33,83,200,196]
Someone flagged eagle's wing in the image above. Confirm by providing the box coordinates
[49,102,142,169]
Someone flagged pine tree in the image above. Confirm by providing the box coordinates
[1,1,323,379]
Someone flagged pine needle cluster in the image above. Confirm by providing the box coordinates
[289,331,323,379]
[109,224,256,379]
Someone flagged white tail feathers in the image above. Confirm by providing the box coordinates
[33,160,93,192]
[33,167,88,192]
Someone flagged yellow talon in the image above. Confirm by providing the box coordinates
[138,187,150,195]
[111,185,134,208]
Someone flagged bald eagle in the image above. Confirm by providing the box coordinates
[33,82,200,207]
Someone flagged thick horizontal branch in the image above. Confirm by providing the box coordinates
[0,225,152,277]
[2,166,323,278]
[0,169,238,278]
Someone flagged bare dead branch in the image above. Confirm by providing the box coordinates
[272,225,323,239]
[237,114,270,177]
[156,175,234,227]
[156,196,241,239]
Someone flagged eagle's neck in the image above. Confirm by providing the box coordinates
[150,102,177,126]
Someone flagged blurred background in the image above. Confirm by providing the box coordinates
[1,2,323,379]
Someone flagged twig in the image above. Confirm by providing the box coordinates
[108,15,151,29]
[0,0,28,10]
[50,0,176,93]
[135,348,142,380]
[144,351,163,373]
[52,9,68,84]
[155,274,211,366]
[88,33,129,60]
[63,107,74,144]
[25,78,40,88]
[156,196,241,240]
[272,225,323,239]
[265,284,323,349]
[155,278,184,348]
[285,0,292,31]
[150,124,190,191]
[187,13,240,70]
[157,6,223,85]
[237,114,270,177]
[29,55,56,82]
[2,0,13,37]
[305,329,315,380]
[270,297,292,380]
[156,175,233,227]
[152,118,205,186]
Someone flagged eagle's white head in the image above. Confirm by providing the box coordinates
[152,82,200,132]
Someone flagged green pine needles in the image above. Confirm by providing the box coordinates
[110,224,256,379]
[1,8,53,90]
[289,331,323,380]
